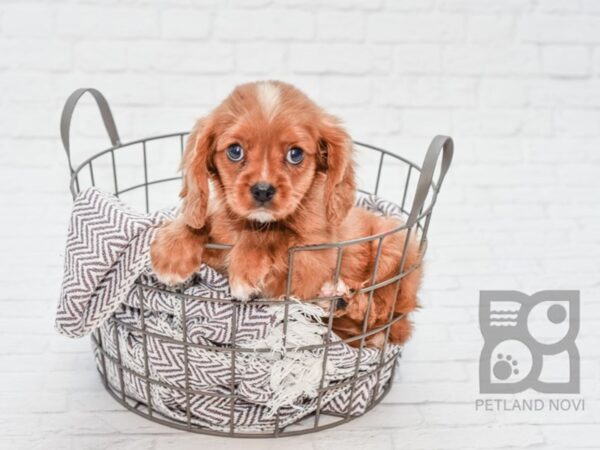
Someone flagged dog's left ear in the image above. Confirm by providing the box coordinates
[318,114,356,225]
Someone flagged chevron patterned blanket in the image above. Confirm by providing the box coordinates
[56,187,402,432]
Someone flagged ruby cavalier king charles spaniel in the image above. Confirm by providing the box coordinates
[150,81,422,347]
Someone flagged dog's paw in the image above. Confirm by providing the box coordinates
[368,331,386,349]
[152,270,188,287]
[229,279,261,301]
[319,279,350,298]
[150,221,204,286]
[317,279,352,313]
[150,243,203,287]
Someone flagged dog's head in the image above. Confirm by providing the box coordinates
[179,81,355,229]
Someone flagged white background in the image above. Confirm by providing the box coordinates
[1,0,600,449]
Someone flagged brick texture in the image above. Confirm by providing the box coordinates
[0,1,599,449]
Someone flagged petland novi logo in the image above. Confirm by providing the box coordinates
[479,290,579,394]
[475,290,583,412]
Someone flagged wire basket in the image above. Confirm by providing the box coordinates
[60,88,453,437]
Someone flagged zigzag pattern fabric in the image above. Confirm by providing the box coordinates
[56,187,402,432]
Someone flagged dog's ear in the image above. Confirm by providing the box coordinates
[318,114,355,225]
[179,117,215,229]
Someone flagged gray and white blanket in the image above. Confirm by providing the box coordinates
[56,187,402,432]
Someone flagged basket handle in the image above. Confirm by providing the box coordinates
[60,88,121,175]
[405,135,453,228]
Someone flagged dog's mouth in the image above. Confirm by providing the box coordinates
[246,208,276,223]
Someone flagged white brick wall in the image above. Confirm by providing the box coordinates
[1,0,599,449]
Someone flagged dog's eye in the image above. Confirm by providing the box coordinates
[226,144,244,162]
[286,147,304,165]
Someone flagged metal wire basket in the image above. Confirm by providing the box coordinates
[60,88,453,437]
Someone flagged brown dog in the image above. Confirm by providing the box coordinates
[150,81,421,346]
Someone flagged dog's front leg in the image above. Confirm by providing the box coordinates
[150,218,206,286]
[287,249,338,300]
[227,240,271,301]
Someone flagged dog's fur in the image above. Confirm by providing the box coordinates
[150,81,421,346]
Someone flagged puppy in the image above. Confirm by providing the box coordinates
[150,80,421,346]
[151,81,354,302]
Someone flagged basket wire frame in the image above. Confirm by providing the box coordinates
[61,88,453,438]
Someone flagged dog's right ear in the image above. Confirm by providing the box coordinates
[179,117,215,229]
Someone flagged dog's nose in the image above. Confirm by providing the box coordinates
[335,297,348,310]
[250,183,276,203]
